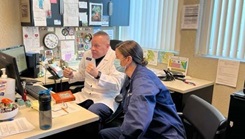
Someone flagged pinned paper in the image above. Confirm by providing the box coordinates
[143,49,158,66]
[60,40,75,62]
[167,56,189,75]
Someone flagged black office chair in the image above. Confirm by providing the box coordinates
[110,39,123,50]
[179,94,228,139]
[69,81,84,93]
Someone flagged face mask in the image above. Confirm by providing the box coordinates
[114,59,126,72]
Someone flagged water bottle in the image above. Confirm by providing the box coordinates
[39,92,52,130]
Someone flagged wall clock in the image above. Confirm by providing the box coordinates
[43,33,59,49]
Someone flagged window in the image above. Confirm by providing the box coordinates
[118,0,179,53]
[196,0,245,61]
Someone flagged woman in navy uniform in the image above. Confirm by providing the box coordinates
[99,40,186,139]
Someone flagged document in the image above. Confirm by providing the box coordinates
[63,0,79,26]
[22,27,42,53]
[60,40,76,61]
[181,4,200,29]
[52,102,80,118]
[0,117,35,138]
[216,59,240,87]
[31,100,81,118]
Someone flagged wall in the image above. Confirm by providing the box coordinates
[0,0,22,48]
[179,0,245,117]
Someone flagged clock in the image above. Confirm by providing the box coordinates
[43,33,59,49]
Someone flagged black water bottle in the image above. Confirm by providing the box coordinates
[39,93,52,130]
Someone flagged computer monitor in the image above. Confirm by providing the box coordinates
[0,45,28,75]
[0,52,24,98]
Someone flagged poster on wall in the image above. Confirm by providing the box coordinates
[143,49,158,66]
[20,0,31,24]
[89,3,103,26]
[158,51,174,64]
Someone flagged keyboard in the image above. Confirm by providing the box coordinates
[26,85,46,100]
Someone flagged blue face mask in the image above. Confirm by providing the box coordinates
[114,59,126,72]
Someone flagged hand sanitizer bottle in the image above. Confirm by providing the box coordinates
[0,68,15,101]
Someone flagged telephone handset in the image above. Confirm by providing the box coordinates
[47,64,63,79]
[161,70,175,81]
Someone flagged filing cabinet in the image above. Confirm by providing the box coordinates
[226,91,245,139]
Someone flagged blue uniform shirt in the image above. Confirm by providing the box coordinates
[121,65,186,139]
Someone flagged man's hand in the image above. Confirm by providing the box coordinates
[63,68,74,78]
[86,63,99,78]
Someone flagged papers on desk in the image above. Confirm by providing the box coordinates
[0,117,35,138]
[32,100,80,118]
[52,102,80,118]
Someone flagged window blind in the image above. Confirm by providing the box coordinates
[197,0,245,61]
[118,0,179,52]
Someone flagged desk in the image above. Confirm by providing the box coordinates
[148,67,214,111]
[162,78,214,112]
[22,76,69,86]
[3,102,99,139]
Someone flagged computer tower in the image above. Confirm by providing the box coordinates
[226,91,245,139]
[21,53,40,78]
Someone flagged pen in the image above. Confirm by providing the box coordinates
[175,77,196,86]
[184,80,196,86]
[67,67,76,72]
[62,66,76,71]
[61,107,69,113]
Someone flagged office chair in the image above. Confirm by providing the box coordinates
[179,94,228,139]
[110,39,122,50]
[69,81,84,93]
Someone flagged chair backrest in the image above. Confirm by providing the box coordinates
[183,95,227,139]
[110,40,122,50]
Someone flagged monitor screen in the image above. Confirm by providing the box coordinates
[0,52,24,98]
[0,45,28,75]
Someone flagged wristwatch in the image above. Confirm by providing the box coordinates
[95,71,101,79]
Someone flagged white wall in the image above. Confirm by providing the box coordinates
[0,0,22,48]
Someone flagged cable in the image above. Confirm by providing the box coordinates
[54,78,57,92]
[60,78,62,91]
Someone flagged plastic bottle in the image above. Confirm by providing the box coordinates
[39,91,52,130]
[0,68,15,101]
